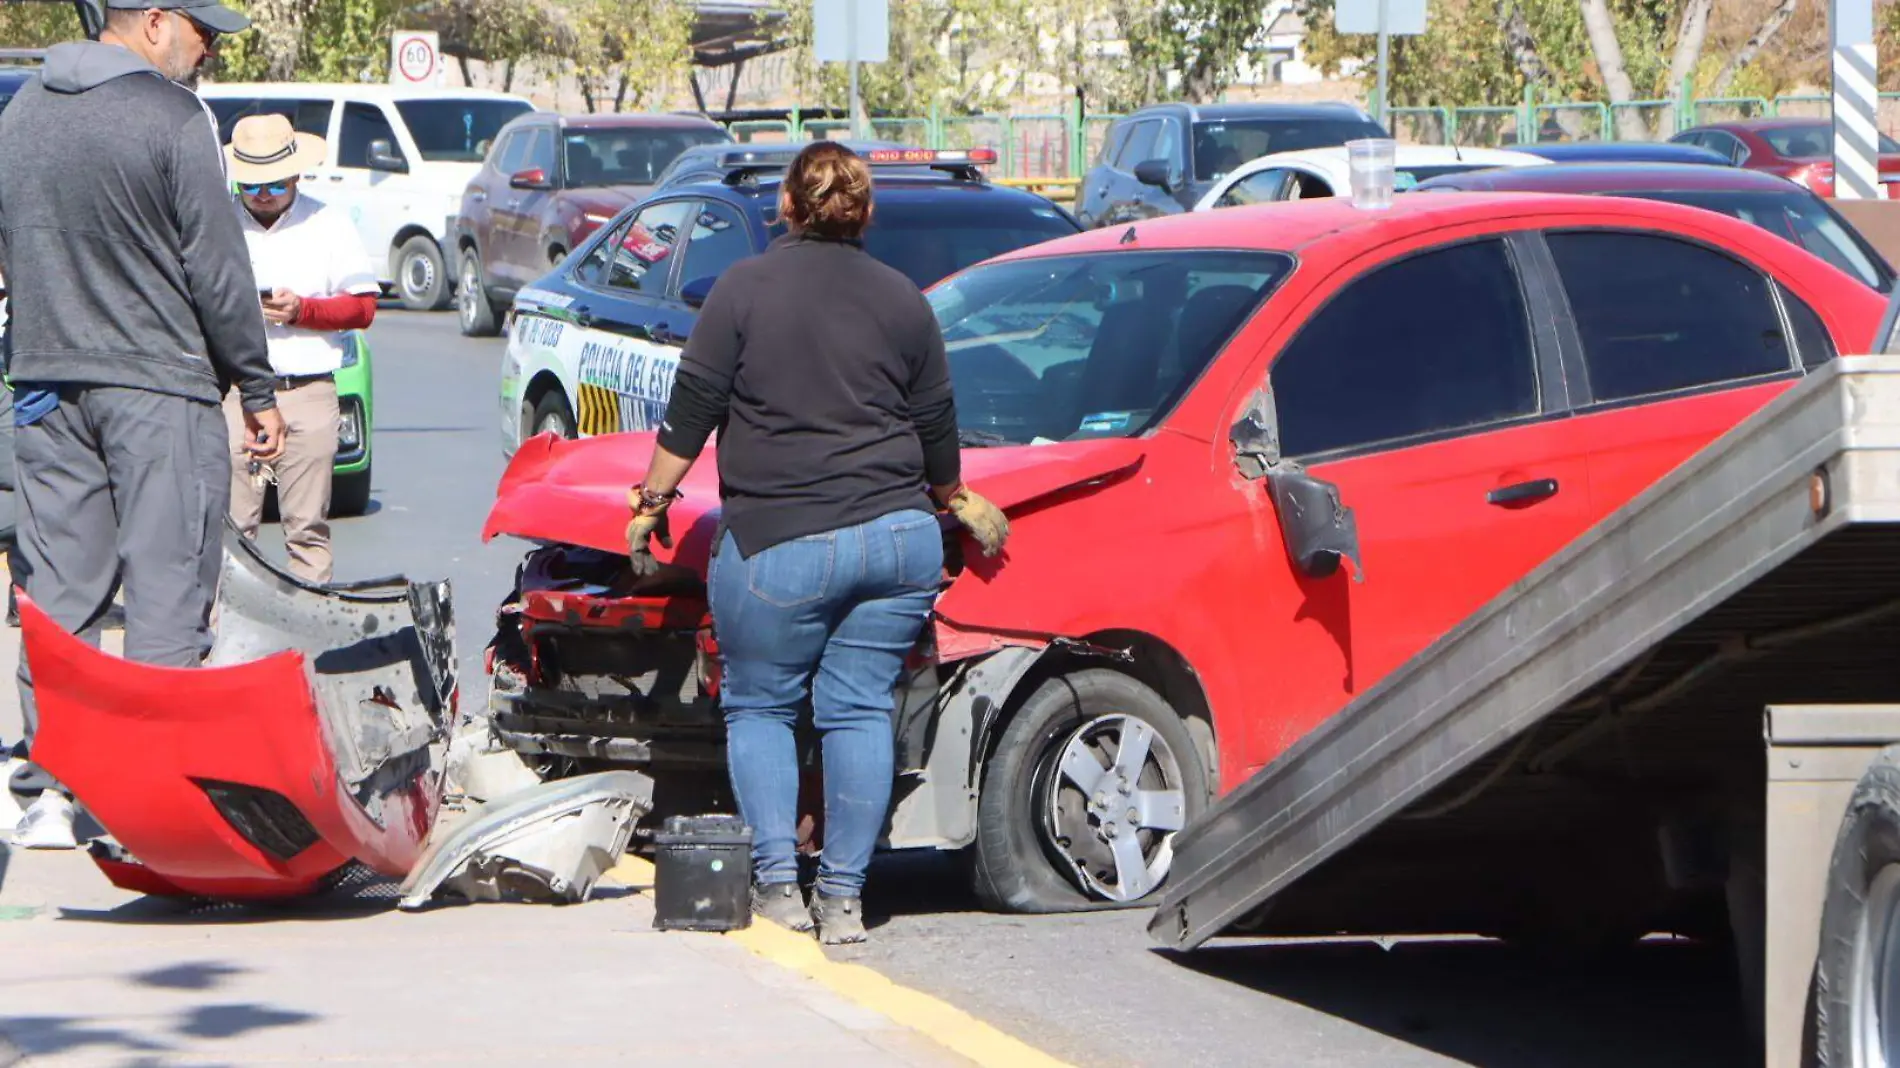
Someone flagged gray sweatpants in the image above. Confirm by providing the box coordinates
[14,385,229,744]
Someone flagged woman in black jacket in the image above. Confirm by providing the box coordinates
[627,142,1008,944]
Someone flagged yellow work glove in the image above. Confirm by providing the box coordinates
[942,485,1009,558]
[626,485,676,579]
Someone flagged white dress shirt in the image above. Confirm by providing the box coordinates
[237,193,379,376]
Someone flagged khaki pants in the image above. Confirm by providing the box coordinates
[222,378,339,584]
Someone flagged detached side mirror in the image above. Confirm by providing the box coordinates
[680,275,715,308]
[1133,158,1174,191]
[1266,468,1363,581]
[509,167,552,191]
[366,139,407,173]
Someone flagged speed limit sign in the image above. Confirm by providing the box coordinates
[389,31,441,85]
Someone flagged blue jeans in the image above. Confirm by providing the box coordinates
[709,509,943,898]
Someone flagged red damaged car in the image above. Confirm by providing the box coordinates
[479,192,1883,913]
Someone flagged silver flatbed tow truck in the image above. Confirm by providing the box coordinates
[1148,300,1900,1067]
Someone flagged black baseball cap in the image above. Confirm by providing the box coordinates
[103,0,250,35]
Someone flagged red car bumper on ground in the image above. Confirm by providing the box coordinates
[19,530,458,900]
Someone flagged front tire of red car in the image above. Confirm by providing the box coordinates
[971,669,1208,914]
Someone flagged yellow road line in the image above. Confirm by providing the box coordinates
[610,855,1076,1068]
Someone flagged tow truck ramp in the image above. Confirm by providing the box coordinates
[1149,355,1900,981]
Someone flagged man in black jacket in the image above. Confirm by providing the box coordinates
[0,0,285,848]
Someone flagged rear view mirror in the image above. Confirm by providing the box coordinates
[1134,159,1173,191]
[1266,469,1363,581]
[366,139,407,173]
[509,167,552,191]
[680,275,715,308]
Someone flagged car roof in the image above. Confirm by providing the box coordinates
[1517,141,1730,163]
[983,190,1787,264]
[1131,100,1379,123]
[1690,117,1824,132]
[522,112,726,131]
[201,83,534,105]
[671,171,1068,212]
[1225,144,1545,178]
[1412,162,1811,194]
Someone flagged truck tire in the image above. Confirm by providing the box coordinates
[395,236,451,312]
[971,669,1208,913]
[457,248,500,337]
[529,390,576,440]
[1816,747,1900,1066]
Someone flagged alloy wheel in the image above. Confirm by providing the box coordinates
[1039,712,1189,902]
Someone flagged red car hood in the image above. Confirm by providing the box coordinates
[483,432,1147,571]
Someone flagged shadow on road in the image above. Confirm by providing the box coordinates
[1157,936,1751,1068]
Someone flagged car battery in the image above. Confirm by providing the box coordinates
[651,814,753,932]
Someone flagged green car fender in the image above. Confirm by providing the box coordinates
[332,329,374,516]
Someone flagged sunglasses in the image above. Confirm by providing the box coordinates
[239,182,291,197]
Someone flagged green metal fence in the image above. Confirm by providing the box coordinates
[1692,96,1770,126]
[1450,106,1522,147]
[1532,102,1609,142]
[868,117,932,147]
[726,119,793,143]
[1771,94,1832,120]
[1009,113,1073,180]
[1387,106,1450,146]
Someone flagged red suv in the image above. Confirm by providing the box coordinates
[454,112,732,336]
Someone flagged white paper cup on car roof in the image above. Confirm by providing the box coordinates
[1346,138,1398,211]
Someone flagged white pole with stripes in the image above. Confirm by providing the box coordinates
[1832,0,1884,200]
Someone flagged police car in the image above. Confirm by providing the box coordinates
[497,146,1081,452]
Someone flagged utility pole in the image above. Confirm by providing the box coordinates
[1374,0,1390,127]
[847,0,864,140]
[1832,0,1881,199]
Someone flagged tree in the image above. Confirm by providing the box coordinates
[1712,0,1800,96]
[1104,0,1275,105]
[559,0,695,113]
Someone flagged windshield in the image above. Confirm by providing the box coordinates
[1193,117,1388,182]
[926,251,1291,445]
[1634,189,1892,292]
[394,99,535,162]
[565,127,732,187]
[1394,164,1507,190]
[1762,122,1900,159]
[848,195,1078,289]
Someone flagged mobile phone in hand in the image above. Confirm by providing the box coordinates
[258,288,273,302]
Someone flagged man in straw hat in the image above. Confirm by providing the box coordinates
[224,114,378,584]
[0,0,285,849]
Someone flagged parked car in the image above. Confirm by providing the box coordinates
[330,330,374,516]
[1672,118,1900,198]
[650,138,917,192]
[1413,162,1895,293]
[453,112,734,336]
[201,84,536,311]
[1076,102,1389,228]
[1512,140,1731,166]
[0,66,34,114]
[479,191,1882,912]
[1193,145,1546,209]
[498,146,1081,451]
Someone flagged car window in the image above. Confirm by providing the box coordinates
[1778,282,1836,370]
[491,130,529,175]
[338,102,401,170]
[1191,117,1390,182]
[1632,189,1890,292]
[1098,120,1131,166]
[576,200,690,295]
[860,194,1080,289]
[564,127,733,187]
[1272,239,1539,457]
[1216,168,1290,207]
[1761,122,1900,158]
[392,99,534,163]
[207,98,334,145]
[1153,118,1184,176]
[1548,231,1795,404]
[927,250,1290,445]
[675,202,752,294]
[1112,121,1154,170]
[519,128,557,177]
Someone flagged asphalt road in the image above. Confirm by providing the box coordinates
[348,308,1753,1068]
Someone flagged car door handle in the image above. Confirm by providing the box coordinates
[1488,478,1560,506]
[651,325,685,345]
[571,304,594,327]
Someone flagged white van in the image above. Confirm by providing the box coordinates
[201,83,536,311]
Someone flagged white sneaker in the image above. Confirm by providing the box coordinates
[12,790,77,850]
[0,759,24,833]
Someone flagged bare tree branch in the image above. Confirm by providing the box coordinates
[1665,0,1712,101]
[1711,0,1799,96]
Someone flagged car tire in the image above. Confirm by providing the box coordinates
[331,465,372,518]
[529,390,576,440]
[457,248,500,337]
[971,669,1207,914]
[395,236,452,312]
[1815,746,1900,1066]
